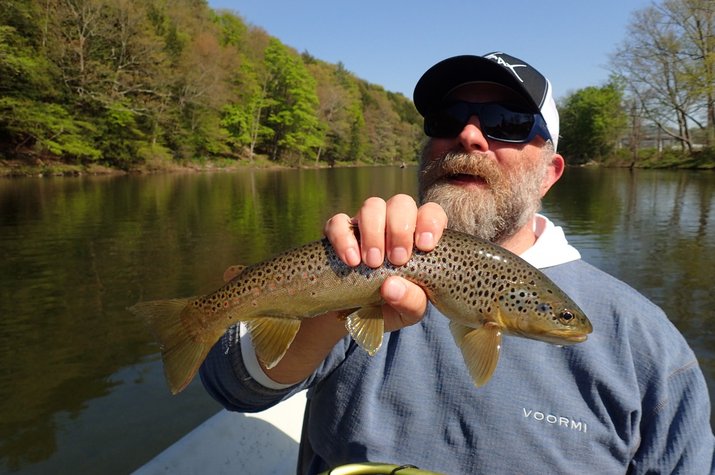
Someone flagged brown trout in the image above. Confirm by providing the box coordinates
[129,229,592,394]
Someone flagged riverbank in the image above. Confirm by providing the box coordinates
[0,156,284,178]
[0,156,406,178]
[601,147,715,169]
[2,150,714,177]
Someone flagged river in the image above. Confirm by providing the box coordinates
[0,166,713,473]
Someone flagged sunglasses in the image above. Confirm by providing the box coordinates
[424,101,551,144]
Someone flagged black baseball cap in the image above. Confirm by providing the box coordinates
[413,52,560,149]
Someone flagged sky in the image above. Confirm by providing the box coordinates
[206,0,653,101]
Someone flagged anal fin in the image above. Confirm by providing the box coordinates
[246,317,301,369]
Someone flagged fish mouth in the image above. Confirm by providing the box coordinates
[553,333,589,345]
[528,331,590,346]
[563,333,589,344]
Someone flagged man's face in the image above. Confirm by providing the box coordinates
[418,83,554,243]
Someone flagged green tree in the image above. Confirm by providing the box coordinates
[386,90,423,163]
[221,57,275,160]
[358,83,421,164]
[0,25,51,98]
[0,18,98,160]
[334,61,367,163]
[0,97,100,160]
[172,29,237,159]
[96,101,144,167]
[559,82,628,164]
[306,59,365,164]
[0,1,423,169]
[362,85,400,164]
[263,38,322,163]
[221,21,274,160]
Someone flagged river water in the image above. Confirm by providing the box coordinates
[0,166,713,473]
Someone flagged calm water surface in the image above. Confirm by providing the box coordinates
[0,166,713,473]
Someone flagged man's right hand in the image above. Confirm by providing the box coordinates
[323,194,448,331]
[260,194,447,385]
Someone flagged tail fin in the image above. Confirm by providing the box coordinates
[129,298,213,394]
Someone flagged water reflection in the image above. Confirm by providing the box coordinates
[544,167,715,408]
[0,166,713,473]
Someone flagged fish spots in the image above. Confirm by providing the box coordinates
[537,303,553,314]
[497,287,543,316]
[175,228,589,362]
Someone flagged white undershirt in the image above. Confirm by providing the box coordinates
[520,213,581,268]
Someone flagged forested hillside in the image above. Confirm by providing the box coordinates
[0,0,423,170]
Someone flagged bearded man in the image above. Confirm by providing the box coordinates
[201,53,715,474]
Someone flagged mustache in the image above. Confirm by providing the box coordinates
[419,151,502,194]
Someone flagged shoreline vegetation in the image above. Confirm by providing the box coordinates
[2,0,713,177]
[0,155,410,178]
[2,148,714,178]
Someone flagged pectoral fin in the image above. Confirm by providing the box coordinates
[246,317,301,369]
[449,321,502,387]
[345,306,384,356]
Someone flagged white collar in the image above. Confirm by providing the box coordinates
[519,214,581,269]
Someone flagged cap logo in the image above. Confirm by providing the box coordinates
[484,53,527,83]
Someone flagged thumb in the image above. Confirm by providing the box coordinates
[381,276,428,332]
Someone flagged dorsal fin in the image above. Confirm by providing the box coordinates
[223,265,247,282]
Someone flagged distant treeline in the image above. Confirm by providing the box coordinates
[0,0,422,168]
[560,0,715,168]
[3,0,714,172]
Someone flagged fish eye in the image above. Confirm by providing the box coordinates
[559,310,575,323]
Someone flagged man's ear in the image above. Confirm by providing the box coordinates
[541,152,565,196]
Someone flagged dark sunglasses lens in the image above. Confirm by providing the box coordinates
[479,105,535,141]
[424,103,469,138]
[424,102,537,141]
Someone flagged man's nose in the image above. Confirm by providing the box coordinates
[457,115,489,152]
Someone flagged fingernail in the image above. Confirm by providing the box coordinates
[388,246,408,264]
[384,279,406,302]
[345,247,360,266]
[366,247,382,267]
[417,232,434,249]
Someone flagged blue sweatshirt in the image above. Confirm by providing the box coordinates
[200,218,715,474]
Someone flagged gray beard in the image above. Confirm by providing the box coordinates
[418,150,548,243]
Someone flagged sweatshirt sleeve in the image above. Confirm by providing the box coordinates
[629,356,715,474]
[198,325,300,412]
[199,323,354,413]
